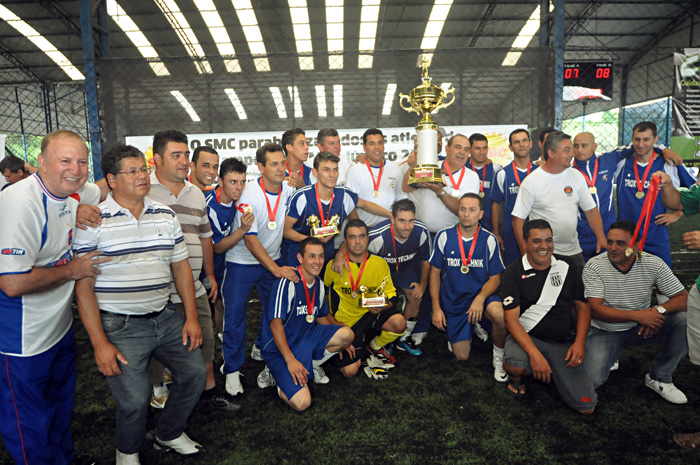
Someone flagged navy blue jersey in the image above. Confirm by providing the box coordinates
[260,269,329,355]
[205,187,238,283]
[286,163,313,186]
[466,158,500,232]
[429,225,504,315]
[367,219,431,289]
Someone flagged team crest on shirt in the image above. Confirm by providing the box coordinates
[503,296,514,306]
[564,186,573,196]
[602,174,608,181]
[58,204,71,218]
[550,272,563,287]
[1,248,26,255]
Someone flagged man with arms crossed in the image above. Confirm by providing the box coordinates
[430,193,507,380]
[0,130,104,464]
[582,219,688,403]
[500,220,596,414]
[74,145,206,464]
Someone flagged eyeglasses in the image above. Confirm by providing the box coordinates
[117,167,149,176]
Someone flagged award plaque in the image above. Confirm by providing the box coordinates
[358,277,389,308]
[399,56,456,186]
[306,214,340,238]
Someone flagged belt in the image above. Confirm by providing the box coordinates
[99,310,162,319]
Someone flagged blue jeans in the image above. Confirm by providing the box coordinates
[585,311,688,388]
[101,307,206,454]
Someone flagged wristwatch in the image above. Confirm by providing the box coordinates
[438,190,446,199]
[655,305,667,314]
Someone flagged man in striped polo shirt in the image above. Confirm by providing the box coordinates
[582,220,688,403]
[74,145,206,463]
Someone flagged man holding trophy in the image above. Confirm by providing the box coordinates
[324,219,405,380]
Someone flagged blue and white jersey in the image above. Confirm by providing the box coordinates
[0,174,99,356]
[260,269,329,354]
[429,225,504,315]
[615,152,695,267]
[466,159,501,232]
[367,219,431,288]
[206,188,238,283]
[490,161,539,228]
[285,163,313,188]
[282,184,358,265]
[572,152,619,240]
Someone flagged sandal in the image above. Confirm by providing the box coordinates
[673,432,700,449]
[507,377,526,398]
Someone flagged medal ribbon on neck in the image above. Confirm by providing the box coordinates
[259,178,281,224]
[315,184,334,226]
[285,161,304,179]
[365,159,383,193]
[298,266,316,316]
[633,153,656,196]
[512,161,532,186]
[457,225,480,269]
[630,175,660,252]
[469,158,484,194]
[444,161,465,192]
[574,157,598,189]
[345,252,368,293]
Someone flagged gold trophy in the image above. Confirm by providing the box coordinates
[307,214,340,238]
[358,277,389,308]
[399,56,456,185]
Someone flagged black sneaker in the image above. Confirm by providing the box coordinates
[204,392,242,412]
[72,454,97,465]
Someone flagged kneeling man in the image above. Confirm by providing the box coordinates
[257,237,353,410]
[74,145,206,463]
[500,219,596,413]
[582,220,688,403]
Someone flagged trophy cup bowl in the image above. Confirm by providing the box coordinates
[398,57,456,186]
[307,214,339,238]
[358,281,388,308]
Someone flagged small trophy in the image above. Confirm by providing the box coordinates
[358,277,389,308]
[399,55,456,185]
[307,214,340,238]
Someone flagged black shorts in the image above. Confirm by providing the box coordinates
[335,307,401,368]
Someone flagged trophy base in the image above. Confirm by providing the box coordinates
[311,225,339,238]
[408,164,444,186]
[360,296,387,308]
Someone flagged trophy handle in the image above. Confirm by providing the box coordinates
[398,93,421,115]
[433,87,456,114]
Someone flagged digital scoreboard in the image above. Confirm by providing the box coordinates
[563,62,614,101]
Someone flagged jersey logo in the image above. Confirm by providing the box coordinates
[564,186,573,196]
[521,272,535,279]
[503,296,514,306]
[550,272,563,287]
[1,248,26,255]
[602,174,608,181]
[580,395,594,403]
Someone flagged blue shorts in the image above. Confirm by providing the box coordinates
[265,324,342,400]
[444,294,501,344]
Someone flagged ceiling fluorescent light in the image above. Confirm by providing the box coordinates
[502,3,552,67]
[288,86,303,118]
[155,0,212,74]
[326,1,344,69]
[270,87,288,118]
[316,85,327,118]
[194,0,240,72]
[170,91,201,122]
[382,83,397,116]
[420,1,452,51]
[288,0,314,70]
[225,88,247,120]
[333,84,343,117]
[358,0,380,69]
[233,1,270,71]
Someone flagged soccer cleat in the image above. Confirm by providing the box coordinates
[365,354,394,370]
[396,337,423,356]
[154,432,203,456]
[205,393,242,413]
[367,343,396,364]
[411,331,427,346]
[225,371,244,396]
[644,373,687,404]
[250,344,263,361]
[150,390,168,409]
[313,366,330,384]
[493,357,507,383]
[474,323,489,342]
[257,365,276,389]
[116,449,141,465]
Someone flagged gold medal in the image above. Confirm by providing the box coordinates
[351,291,358,299]
[625,247,634,257]
[635,191,644,199]
[305,314,314,323]
[372,190,379,198]
[460,265,469,274]
[452,190,461,198]
[478,192,485,198]
[589,186,597,194]
[268,221,277,230]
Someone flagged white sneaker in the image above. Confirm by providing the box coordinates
[250,344,263,361]
[116,449,140,465]
[257,365,276,389]
[411,331,427,346]
[493,357,507,383]
[645,373,687,404]
[474,323,488,342]
[225,371,244,396]
[610,359,619,371]
[447,341,453,353]
[154,432,203,456]
[313,366,330,384]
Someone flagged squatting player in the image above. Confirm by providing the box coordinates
[257,238,354,410]
[430,193,507,382]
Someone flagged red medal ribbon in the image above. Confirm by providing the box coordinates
[365,160,383,193]
[574,157,598,189]
[633,153,656,196]
[315,184,334,226]
[285,161,304,179]
[259,178,282,223]
[298,266,316,316]
[390,224,400,272]
[630,175,661,251]
[469,158,484,194]
[512,161,532,186]
[444,161,466,192]
[457,225,480,268]
[345,252,368,292]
